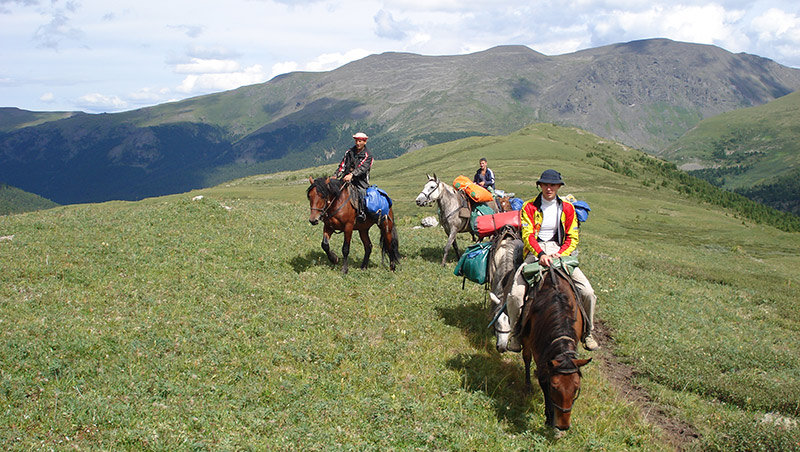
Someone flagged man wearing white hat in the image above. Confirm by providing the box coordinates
[333,132,373,222]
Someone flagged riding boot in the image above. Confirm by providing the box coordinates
[357,190,367,223]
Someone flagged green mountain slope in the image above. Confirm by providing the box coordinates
[0,107,79,132]
[3,39,800,205]
[665,90,800,215]
[3,124,797,450]
[0,183,59,215]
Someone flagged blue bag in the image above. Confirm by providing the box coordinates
[509,197,524,211]
[365,185,393,217]
[573,200,591,223]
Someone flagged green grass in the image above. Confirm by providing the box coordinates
[2,124,799,450]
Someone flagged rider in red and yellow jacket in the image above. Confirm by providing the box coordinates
[504,169,599,353]
[520,194,579,259]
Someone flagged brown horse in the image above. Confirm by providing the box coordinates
[519,264,591,431]
[307,177,400,273]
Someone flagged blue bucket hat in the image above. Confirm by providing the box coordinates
[537,169,564,185]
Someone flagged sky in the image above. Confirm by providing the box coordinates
[2,0,800,114]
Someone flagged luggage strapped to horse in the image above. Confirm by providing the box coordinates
[365,184,393,222]
[520,256,590,341]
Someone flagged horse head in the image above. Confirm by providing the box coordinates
[307,176,332,225]
[547,353,592,431]
[415,173,442,206]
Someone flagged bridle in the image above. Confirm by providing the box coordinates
[417,180,441,205]
[309,183,351,221]
[547,337,582,413]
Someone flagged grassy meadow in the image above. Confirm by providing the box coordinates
[2,124,799,451]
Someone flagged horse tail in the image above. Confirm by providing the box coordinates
[380,208,401,269]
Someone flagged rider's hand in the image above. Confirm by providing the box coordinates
[539,253,561,267]
[343,173,353,182]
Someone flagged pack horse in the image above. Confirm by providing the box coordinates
[415,173,474,265]
[307,177,400,273]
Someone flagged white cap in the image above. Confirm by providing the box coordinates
[352,132,368,140]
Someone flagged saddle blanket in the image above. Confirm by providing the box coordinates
[522,255,579,285]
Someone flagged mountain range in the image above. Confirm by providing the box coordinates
[2,38,800,206]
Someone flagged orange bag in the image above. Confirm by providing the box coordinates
[452,175,493,203]
[476,210,521,238]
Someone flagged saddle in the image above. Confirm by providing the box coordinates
[519,257,590,341]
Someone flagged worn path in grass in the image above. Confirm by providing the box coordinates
[593,321,698,451]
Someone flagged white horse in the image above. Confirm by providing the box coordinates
[415,173,474,266]
[487,225,524,352]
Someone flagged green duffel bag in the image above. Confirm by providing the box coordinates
[454,242,492,285]
[522,255,579,285]
[469,203,495,233]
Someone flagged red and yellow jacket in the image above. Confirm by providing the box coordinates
[520,194,579,258]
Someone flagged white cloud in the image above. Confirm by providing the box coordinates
[304,49,372,72]
[40,92,55,103]
[751,8,799,40]
[375,9,409,40]
[128,87,171,102]
[176,64,267,94]
[270,61,299,79]
[76,93,128,111]
[174,58,242,74]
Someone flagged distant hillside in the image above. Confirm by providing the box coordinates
[664,90,800,215]
[2,38,800,205]
[0,183,59,215]
[1,124,799,450]
[0,107,79,132]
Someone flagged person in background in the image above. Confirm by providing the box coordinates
[473,157,495,191]
[504,169,599,352]
[333,132,373,222]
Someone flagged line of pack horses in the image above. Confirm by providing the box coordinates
[307,174,590,433]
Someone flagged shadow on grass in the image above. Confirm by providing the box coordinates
[417,246,466,264]
[437,302,551,437]
[290,250,384,273]
[290,250,333,273]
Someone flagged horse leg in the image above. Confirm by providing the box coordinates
[441,229,459,266]
[538,374,555,427]
[523,347,533,392]
[380,213,400,271]
[321,227,338,264]
[358,227,372,270]
[341,228,353,274]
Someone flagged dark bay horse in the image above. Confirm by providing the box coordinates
[519,263,591,431]
[307,177,399,273]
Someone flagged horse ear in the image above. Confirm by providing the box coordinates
[433,172,437,181]
[572,358,592,368]
[308,176,314,184]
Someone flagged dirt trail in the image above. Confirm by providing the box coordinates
[593,321,699,451]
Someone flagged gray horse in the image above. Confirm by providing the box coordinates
[487,225,524,352]
[415,174,475,266]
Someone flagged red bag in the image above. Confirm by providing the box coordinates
[476,210,521,238]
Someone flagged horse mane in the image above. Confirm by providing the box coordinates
[527,273,580,372]
[307,177,343,199]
